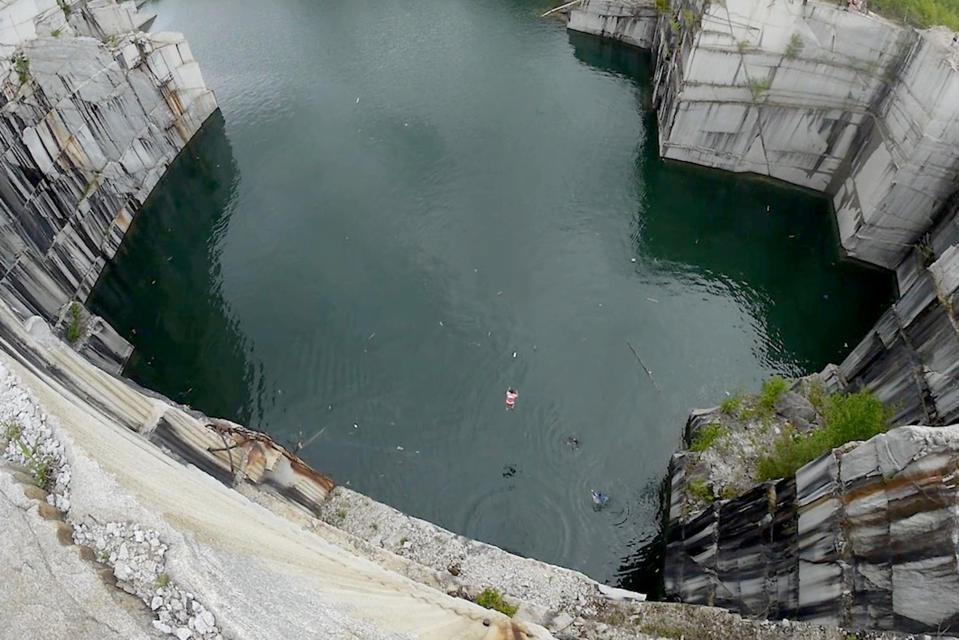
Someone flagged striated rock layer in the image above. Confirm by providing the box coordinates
[666,424,959,633]
[0,0,217,373]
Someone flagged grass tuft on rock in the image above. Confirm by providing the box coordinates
[719,392,744,415]
[687,478,714,503]
[784,32,804,59]
[689,423,730,452]
[4,421,56,491]
[757,390,888,481]
[12,54,29,84]
[65,302,86,344]
[475,587,518,617]
[757,376,789,414]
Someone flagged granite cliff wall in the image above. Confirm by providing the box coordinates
[569,0,959,426]
[666,414,959,633]
[0,0,217,374]
[569,0,959,631]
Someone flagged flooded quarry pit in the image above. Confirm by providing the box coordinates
[91,0,894,586]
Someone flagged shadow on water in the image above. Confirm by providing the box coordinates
[89,112,255,423]
[636,157,896,372]
[568,31,654,87]
[567,30,895,594]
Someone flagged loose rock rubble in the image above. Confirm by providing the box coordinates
[73,521,222,640]
[0,363,70,512]
[0,359,223,640]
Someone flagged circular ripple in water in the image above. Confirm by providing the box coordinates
[461,481,572,563]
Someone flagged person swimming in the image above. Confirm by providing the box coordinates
[591,489,609,508]
[505,388,518,410]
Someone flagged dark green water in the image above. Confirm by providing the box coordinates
[91,0,893,586]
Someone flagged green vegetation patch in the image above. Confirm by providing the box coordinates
[720,391,744,415]
[748,75,771,99]
[65,302,86,344]
[757,391,888,481]
[475,587,518,617]
[757,376,789,414]
[12,54,29,84]
[785,33,804,59]
[869,0,959,31]
[4,421,57,491]
[689,422,730,452]
[687,478,714,503]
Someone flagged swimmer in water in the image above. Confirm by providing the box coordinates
[505,388,518,410]
[591,490,609,508]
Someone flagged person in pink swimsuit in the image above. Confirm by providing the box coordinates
[505,388,518,410]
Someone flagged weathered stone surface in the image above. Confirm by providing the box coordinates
[666,424,959,633]
[0,0,217,373]
[570,0,959,456]
[642,0,959,270]
[568,0,658,49]
[0,463,159,639]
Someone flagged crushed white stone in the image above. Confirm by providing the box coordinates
[0,364,70,511]
[0,359,224,640]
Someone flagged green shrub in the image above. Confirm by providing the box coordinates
[720,392,743,415]
[689,423,730,452]
[475,588,518,617]
[6,427,56,491]
[807,379,827,413]
[57,0,71,18]
[823,390,888,443]
[785,33,804,59]
[682,7,700,27]
[868,0,959,30]
[757,376,789,414]
[65,302,86,344]
[655,0,670,13]
[748,76,771,99]
[757,391,888,481]
[687,478,714,502]
[2,421,21,441]
[12,54,29,84]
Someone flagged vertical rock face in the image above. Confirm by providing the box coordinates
[0,0,217,371]
[569,0,959,447]
[665,425,959,633]
[840,196,959,427]
[649,0,959,271]
[570,0,959,269]
[568,0,659,49]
